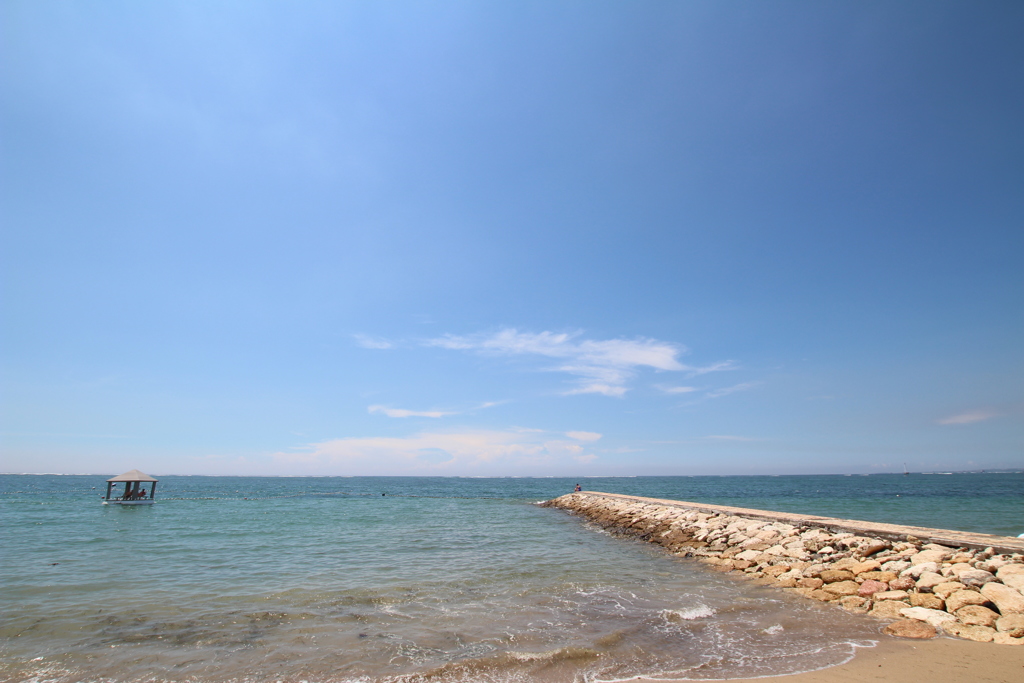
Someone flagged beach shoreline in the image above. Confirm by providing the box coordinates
[636,636,1024,683]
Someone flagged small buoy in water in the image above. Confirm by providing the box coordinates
[382,493,386,496]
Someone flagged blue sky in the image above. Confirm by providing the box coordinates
[2,1,1021,476]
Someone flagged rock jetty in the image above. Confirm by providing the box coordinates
[541,491,1024,645]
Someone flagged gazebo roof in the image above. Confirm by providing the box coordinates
[107,469,158,483]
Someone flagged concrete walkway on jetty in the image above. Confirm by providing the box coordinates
[543,491,1024,645]
[572,491,1024,555]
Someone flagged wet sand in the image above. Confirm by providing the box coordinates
[640,636,1024,683]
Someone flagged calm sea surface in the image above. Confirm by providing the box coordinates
[2,473,1022,683]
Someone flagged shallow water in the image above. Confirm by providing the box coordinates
[2,474,1021,682]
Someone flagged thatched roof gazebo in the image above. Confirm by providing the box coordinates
[103,469,158,505]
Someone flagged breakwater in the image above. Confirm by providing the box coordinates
[542,491,1024,645]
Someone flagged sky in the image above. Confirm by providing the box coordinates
[1,1,1021,477]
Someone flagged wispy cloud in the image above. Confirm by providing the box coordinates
[937,409,1000,425]
[368,405,454,419]
[659,385,699,394]
[274,428,599,474]
[706,382,759,398]
[565,431,602,441]
[426,328,730,397]
[368,401,502,419]
[686,361,738,376]
[353,334,393,349]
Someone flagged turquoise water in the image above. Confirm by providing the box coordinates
[2,474,1021,682]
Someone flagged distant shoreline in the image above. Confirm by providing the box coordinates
[4,470,1024,476]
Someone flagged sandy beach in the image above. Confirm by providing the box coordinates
[641,636,1024,683]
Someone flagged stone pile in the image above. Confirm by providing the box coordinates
[542,492,1024,645]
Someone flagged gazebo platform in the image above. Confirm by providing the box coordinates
[103,469,158,505]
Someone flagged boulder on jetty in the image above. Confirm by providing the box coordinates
[541,491,1024,646]
[883,619,937,639]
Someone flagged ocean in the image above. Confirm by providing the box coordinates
[2,473,1022,683]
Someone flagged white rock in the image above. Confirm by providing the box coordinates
[981,582,1024,614]
[997,613,1024,633]
[982,557,1008,571]
[903,562,939,578]
[873,590,910,601]
[959,569,996,587]
[922,543,953,551]
[1001,574,1024,592]
[911,549,950,565]
[993,632,1024,645]
[947,562,974,577]
[916,572,947,591]
[842,536,877,549]
[900,606,956,629]
[997,564,1024,580]
[882,560,911,573]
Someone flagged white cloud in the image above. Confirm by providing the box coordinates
[686,361,738,376]
[660,385,699,394]
[273,428,599,475]
[368,401,502,419]
[368,405,454,418]
[937,409,1000,425]
[706,382,759,398]
[566,431,602,442]
[353,334,393,349]
[426,328,730,397]
[566,382,627,397]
